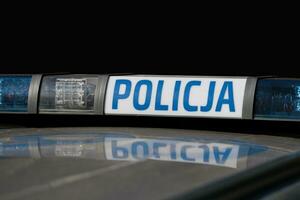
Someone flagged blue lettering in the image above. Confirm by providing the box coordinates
[170,143,177,160]
[181,145,195,161]
[132,141,149,159]
[213,146,232,164]
[153,142,167,158]
[112,80,131,109]
[198,145,210,162]
[184,81,201,112]
[172,81,181,111]
[133,80,152,110]
[155,80,168,110]
[216,81,235,112]
[112,140,128,159]
[200,81,216,112]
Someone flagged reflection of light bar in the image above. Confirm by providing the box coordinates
[1,74,300,121]
[0,134,255,169]
[0,135,105,159]
[105,137,241,168]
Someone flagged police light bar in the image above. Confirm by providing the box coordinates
[0,75,41,113]
[1,73,300,121]
[39,75,108,114]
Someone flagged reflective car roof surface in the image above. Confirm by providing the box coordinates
[1,127,300,200]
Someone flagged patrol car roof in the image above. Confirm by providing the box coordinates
[1,127,300,200]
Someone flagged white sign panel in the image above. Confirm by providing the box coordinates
[105,76,247,118]
[105,137,240,168]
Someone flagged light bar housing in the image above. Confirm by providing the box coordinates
[0,73,300,121]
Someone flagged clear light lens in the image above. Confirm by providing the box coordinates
[0,76,32,112]
[39,76,98,113]
[254,79,300,120]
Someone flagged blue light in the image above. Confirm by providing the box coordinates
[295,86,300,98]
[254,79,300,120]
[0,76,32,112]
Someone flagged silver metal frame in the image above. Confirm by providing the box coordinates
[242,77,257,119]
[95,75,109,115]
[104,74,256,119]
[28,75,42,113]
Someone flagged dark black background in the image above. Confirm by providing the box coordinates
[0,21,298,77]
[0,48,297,76]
